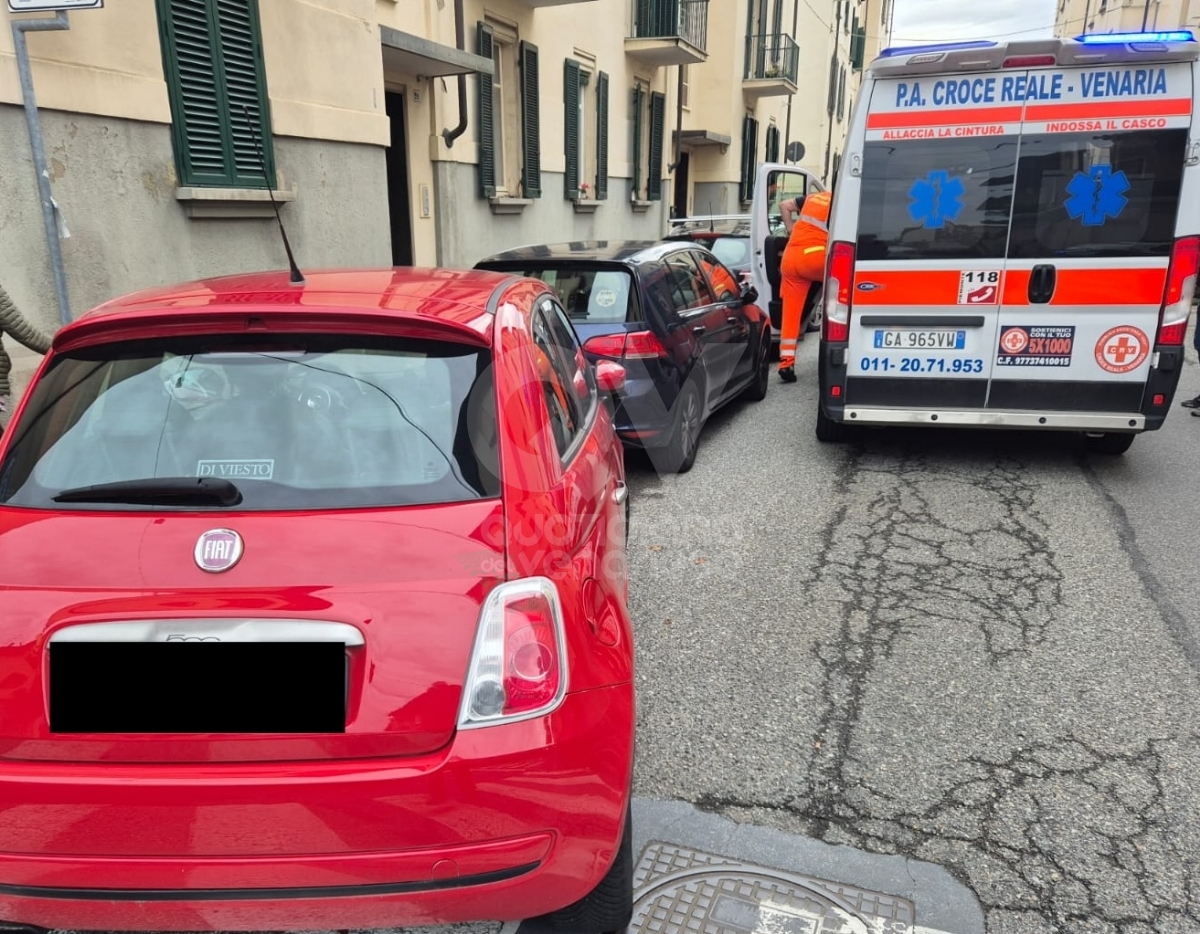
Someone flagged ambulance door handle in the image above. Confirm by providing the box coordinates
[1029,264,1057,305]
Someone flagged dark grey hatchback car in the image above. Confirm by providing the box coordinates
[476,241,771,473]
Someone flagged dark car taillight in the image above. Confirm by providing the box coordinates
[584,330,668,360]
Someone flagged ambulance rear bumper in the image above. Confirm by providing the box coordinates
[841,408,1146,431]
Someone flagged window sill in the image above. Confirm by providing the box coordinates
[630,199,654,213]
[572,198,602,214]
[489,196,533,215]
[175,186,297,219]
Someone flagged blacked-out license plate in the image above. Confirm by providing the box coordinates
[49,642,346,733]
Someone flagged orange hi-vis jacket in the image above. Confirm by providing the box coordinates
[787,189,832,282]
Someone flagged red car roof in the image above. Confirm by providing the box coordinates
[57,268,518,351]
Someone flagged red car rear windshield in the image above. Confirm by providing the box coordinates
[0,333,500,510]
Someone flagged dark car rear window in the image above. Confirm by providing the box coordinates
[0,334,499,511]
[857,138,1018,261]
[1008,128,1187,259]
[492,266,638,324]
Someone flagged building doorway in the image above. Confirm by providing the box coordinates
[385,90,414,267]
[672,151,690,219]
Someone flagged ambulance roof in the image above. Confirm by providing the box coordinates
[871,31,1199,79]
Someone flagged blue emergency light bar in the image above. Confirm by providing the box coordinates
[878,39,997,59]
[1075,30,1195,44]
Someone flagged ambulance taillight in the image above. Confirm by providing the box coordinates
[1156,235,1199,346]
[823,241,856,343]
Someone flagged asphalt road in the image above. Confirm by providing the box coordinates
[624,333,1200,933]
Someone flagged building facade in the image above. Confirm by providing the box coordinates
[1055,0,1200,35]
[1,0,881,337]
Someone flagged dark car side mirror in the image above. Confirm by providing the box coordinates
[741,282,759,305]
[595,360,626,394]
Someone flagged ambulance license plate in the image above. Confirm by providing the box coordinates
[873,329,966,350]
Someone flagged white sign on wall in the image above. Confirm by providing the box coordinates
[7,0,103,12]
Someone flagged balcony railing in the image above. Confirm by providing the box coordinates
[632,0,709,53]
[744,32,799,84]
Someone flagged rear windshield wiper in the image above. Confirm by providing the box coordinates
[52,477,243,507]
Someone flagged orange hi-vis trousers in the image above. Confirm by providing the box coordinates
[778,234,827,368]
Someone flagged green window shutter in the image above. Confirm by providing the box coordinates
[564,58,581,199]
[519,40,542,199]
[647,91,665,201]
[476,22,496,198]
[631,85,645,200]
[826,51,838,116]
[595,71,609,201]
[765,124,779,163]
[739,114,758,202]
[156,0,274,189]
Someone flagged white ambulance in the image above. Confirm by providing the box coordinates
[758,30,1200,454]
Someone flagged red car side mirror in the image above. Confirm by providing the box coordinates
[595,360,626,394]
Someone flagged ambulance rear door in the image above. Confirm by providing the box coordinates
[994,57,1195,423]
[846,69,1029,414]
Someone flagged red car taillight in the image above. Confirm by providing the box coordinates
[1156,235,1199,346]
[459,577,567,727]
[584,330,668,360]
[823,241,856,343]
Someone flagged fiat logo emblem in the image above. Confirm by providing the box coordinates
[194,529,244,573]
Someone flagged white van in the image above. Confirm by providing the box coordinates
[754,30,1200,454]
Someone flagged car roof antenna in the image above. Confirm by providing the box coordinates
[243,105,305,285]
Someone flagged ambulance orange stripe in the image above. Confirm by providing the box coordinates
[1003,268,1167,306]
[1025,98,1193,120]
[852,270,965,305]
[852,268,1165,307]
[865,107,1022,129]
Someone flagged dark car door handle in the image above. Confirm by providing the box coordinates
[726,315,740,324]
[692,325,706,335]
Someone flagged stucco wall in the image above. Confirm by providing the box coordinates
[0,106,391,335]
[433,162,672,268]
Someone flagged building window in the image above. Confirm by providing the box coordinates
[564,61,609,201]
[478,23,541,199]
[631,82,663,202]
[680,64,690,109]
[155,0,275,189]
[836,65,847,122]
[765,123,780,163]
[739,113,759,203]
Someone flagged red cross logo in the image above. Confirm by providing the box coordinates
[1095,326,1149,374]
[1106,336,1139,363]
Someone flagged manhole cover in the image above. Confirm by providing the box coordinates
[632,842,915,934]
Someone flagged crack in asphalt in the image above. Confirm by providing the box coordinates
[689,443,1197,932]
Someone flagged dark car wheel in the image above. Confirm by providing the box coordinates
[743,333,771,402]
[1083,431,1135,455]
[661,379,702,474]
[538,807,633,934]
[815,402,849,443]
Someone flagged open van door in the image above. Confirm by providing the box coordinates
[750,162,825,347]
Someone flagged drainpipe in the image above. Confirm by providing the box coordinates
[783,0,798,159]
[667,63,686,169]
[441,0,468,147]
[12,11,72,327]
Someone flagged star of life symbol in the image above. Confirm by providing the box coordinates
[907,170,965,229]
[1064,165,1130,227]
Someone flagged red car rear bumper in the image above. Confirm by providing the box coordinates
[0,684,634,931]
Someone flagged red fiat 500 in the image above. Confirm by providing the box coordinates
[0,268,635,933]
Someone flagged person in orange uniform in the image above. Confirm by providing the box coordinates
[777,187,832,382]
